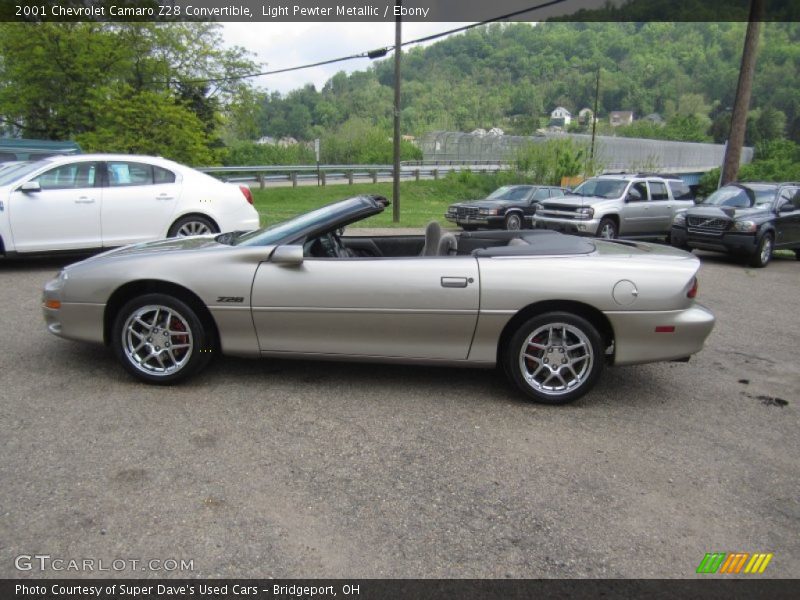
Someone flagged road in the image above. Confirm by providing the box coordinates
[0,248,798,579]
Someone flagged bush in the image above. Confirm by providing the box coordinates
[514,138,596,185]
[220,141,314,166]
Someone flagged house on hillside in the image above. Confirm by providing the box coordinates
[578,108,597,125]
[277,136,298,147]
[609,111,634,127]
[256,136,276,145]
[549,107,572,129]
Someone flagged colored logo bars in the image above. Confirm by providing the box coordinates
[696,552,773,574]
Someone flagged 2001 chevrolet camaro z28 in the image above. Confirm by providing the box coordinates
[43,195,715,404]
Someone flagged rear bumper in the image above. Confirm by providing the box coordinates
[671,226,758,254]
[606,304,715,366]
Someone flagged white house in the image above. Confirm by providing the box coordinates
[550,106,572,125]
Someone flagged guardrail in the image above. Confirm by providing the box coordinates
[198,162,512,188]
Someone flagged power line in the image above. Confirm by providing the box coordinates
[166,0,571,86]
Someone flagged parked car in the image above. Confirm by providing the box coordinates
[43,195,715,405]
[533,174,694,239]
[0,154,260,257]
[445,185,567,231]
[670,182,800,267]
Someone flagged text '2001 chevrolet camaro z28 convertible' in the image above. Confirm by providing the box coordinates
[43,195,715,404]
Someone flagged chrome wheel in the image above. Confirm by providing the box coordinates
[760,236,772,265]
[598,219,617,239]
[518,322,594,398]
[122,305,194,376]
[176,220,212,236]
[505,214,522,230]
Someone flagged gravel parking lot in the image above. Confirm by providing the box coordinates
[0,249,798,579]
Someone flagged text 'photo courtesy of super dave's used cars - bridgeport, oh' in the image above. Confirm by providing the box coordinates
[42,195,715,405]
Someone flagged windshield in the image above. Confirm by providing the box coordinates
[487,186,532,201]
[572,179,628,199]
[233,197,375,246]
[698,185,776,208]
[0,159,46,186]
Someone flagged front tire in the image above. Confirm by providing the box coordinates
[505,312,604,404]
[504,213,522,231]
[168,215,218,238]
[748,233,773,268]
[112,294,213,384]
[596,217,618,239]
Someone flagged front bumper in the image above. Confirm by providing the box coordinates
[606,303,715,366]
[533,215,599,236]
[671,226,758,254]
[445,214,505,228]
[43,275,105,344]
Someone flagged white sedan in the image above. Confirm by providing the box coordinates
[0,154,260,256]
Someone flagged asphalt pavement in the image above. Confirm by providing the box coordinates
[0,247,798,579]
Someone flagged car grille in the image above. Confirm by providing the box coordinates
[687,216,731,235]
[538,204,583,220]
[457,207,479,218]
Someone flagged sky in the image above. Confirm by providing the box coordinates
[221,22,475,95]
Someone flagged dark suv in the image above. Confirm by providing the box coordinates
[445,185,567,231]
[670,182,800,267]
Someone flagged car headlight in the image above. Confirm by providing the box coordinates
[575,207,594,219]
[478,208,498,216]
[672,213,686,226]
[733,220,757,232]
[447,207,457,215]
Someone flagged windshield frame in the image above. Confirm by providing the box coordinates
[486,185,533,201]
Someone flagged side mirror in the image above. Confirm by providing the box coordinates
[271,245,304,266]
[626,192,641,202]
[778,203,796,213]
[19,181,41,193]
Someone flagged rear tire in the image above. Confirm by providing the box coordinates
[112,293,214,384]
[596,217,618,239]
[748,233,773,268]
[505,312,604,404]
[168,215,218,238]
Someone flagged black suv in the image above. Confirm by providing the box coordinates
[445,185,567,231]
[670,182,800,267]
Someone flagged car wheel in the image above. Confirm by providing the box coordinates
[506,312,604,404]
[168,215,218,237]
[505,213,522,231]
[794,249,800,261]
[596,218,618,239]
[112,294,213,384]
[748,233,773,268]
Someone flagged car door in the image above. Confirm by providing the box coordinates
[251,255,480,360]
[8,160,102,252]
[101,161,181,246]
[645,180,673,233]
[619,180,650,235]
[775,187,800,247]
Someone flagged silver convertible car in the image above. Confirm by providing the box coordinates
[43,195,715,404]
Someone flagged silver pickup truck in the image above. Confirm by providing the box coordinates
[532,174,695,239]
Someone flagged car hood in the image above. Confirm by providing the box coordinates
[686,205,770,220]
[66,236,223,270]
[451,199,518,209]
[539,194,601,207]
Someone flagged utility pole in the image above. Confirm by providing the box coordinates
[721,0,764,186]
[392,0,402,222]
[590,65,600,168]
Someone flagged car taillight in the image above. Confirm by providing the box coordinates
[239,185,254,205]
[687,277,698,298]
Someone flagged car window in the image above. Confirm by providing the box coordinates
[648,181,669,201]
[791,188,800,209]
[154,166,176,184]
[32,162,98,190]
[628,181,649,202]
[700,185,776,208]
[532,188,550,201]
[107,162,155,187]
[668,180,693,200]
[551,188,565,197]
[488,186,532,201]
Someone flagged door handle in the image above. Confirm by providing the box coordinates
[441,277,469,288]
[74,197,95,204]
[156,194,174,200]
